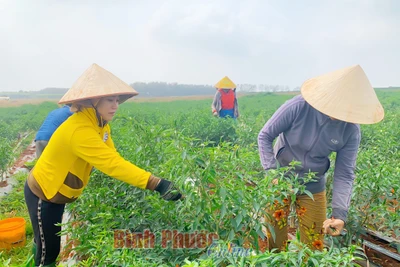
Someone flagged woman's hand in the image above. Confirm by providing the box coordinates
[154,178,183,201]
[323,217,344,236]
[146,175,183,201]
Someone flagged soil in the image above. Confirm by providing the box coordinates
[10,141,36,174]
[362,233,400,267]
[286,226,400,267]
[0,96,217,107]
[0,140,35,197]
[257,236,269,252]
[0,93,262,107]
[0,99,58,107]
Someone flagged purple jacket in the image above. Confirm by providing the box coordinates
[258,95,361,222]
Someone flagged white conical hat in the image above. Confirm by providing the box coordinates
[59,63,138,104]
[301,65,384,124]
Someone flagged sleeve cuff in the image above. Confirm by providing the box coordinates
[332,208,348,223]
[146,175,160,190]
[265,161,277,171]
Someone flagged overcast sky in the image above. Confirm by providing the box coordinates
[0,0,399,91]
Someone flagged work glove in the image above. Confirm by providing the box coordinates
[147,175,182,201]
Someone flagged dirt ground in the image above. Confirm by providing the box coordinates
[133,95,216,103]
[0,92,293,107]
[0,140,35,198]
[10,142,36,173]
[0,96,218,107]
[0,99,58,107]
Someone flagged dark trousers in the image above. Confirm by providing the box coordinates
[24,182,65,266]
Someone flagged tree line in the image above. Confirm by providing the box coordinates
[3,82,298,99]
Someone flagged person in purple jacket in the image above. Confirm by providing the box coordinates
[35,104,73,158]
[258,65,384,250]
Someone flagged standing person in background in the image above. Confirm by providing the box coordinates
[211,76,239,119]
[257,65,384,251]
[35,104,73,158]
[24,63,183,267]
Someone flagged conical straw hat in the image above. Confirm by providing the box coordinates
[301,65,384,124]
[215,76,236,89]
[59,63,138,104]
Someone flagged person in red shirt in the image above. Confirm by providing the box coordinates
[211,76,239,119]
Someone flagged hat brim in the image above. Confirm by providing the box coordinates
[59,92,137,105]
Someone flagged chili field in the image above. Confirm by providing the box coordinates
[0,92,399,266]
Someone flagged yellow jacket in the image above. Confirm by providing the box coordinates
[32,108,151,201]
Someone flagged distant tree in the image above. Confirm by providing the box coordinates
[131,82,215,97]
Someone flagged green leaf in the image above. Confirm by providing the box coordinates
[235,214,243,229]
[228,229,235,240]
[310,258,319,266]
[220,203,227,218]
[304,190,314,200]
[220,187,227,200]
[293,187,299,195]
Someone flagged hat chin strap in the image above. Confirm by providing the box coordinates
[91,104,108,127]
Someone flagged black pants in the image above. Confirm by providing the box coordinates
[24,182,65,266]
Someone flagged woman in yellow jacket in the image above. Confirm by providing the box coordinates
[24,64,182,267]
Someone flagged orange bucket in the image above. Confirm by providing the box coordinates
[0,217,26,250]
